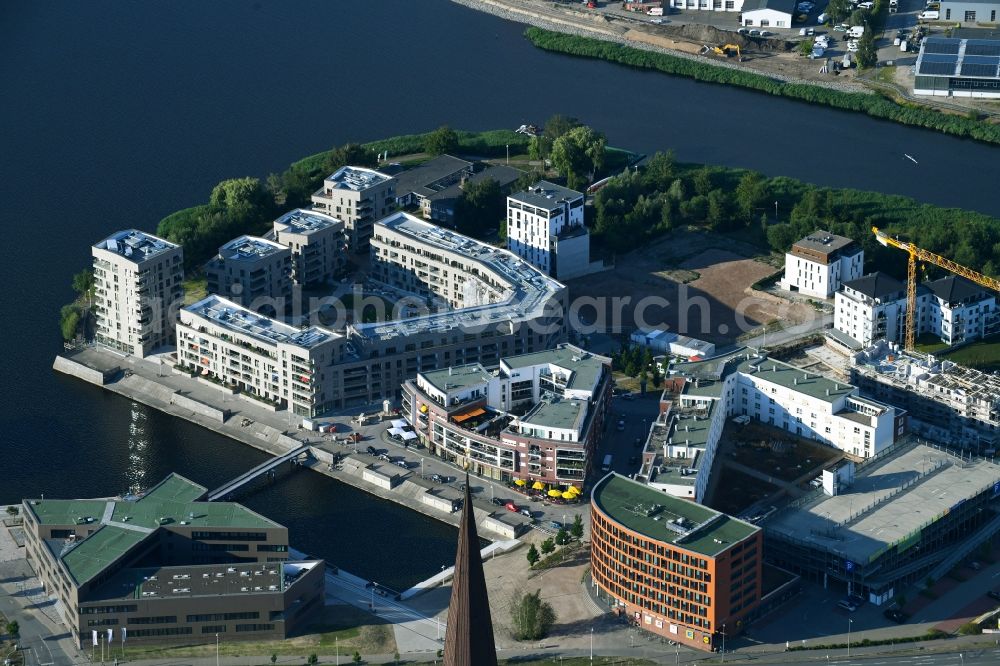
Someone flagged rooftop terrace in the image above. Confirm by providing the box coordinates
[218,235,288,261]
[420,363,493,395]
[184,295,338,350]
[502,345,607,392]
[273,208,343,235]
[323,166,392,191]
[94,230,178,262]
[519,397,587,432]
[509,180,583,211]
[593,474,759,557]
[766,442,1000,564]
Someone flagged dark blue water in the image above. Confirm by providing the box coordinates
[1,0,998,589]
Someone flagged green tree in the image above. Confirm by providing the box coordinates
[571,514,584,539]
[706,189,730,230]
[856,30,878,69]
[642,150,676,190]
[510,589,557,641]
[540,538,555,554]
[71,269,94,297]
[692,166,713,196]
[352,651,362,664]
[666,178,687,202]
[798,40,814,57]
[543,114,581,141]
[555,527,570,545]
[307,654,318,665]
[270,655,277,665]
[424,125,459,155]
[826,0,852,21]
[208,177,268,214]
[325,142,377,173]
[651,360,663,388]
[5,506,18,516]
[5,620,18,638]
[526,543,540,566]
[551,125,606,190]
[736,171,766,221]
[454,177,503,237]
[60,305,81,342]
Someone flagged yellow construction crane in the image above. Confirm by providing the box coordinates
[873,226,1000,352]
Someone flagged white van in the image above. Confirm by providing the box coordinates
[848,25,865,38]
[602,454,613,472]
[919,9,939,19]
[817,12,828,23]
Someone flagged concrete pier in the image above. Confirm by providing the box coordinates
[52,347,530,543]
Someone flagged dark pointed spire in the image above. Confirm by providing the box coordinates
[443,473,497,666]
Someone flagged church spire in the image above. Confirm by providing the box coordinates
[443,474,497,666]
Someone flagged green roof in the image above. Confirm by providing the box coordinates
[110,475,277,530]
[420,363,492,394]
[26,499,108,526]
[736,356,854,403]
[502,344,607,391]
[520,397,586,431]
[669,408,714,452]
[592,474,759,557]
[58,526,149,585]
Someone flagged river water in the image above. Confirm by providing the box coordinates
[1,0,997,589]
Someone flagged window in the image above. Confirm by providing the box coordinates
[965,10,976,21]
[202,626,226,634]
[128,616,177,625]
[236,624,275,633]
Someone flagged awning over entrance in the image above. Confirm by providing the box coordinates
[451,407,486,423]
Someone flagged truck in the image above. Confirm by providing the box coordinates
[602,454,613,472]
[648,6,664,14]
[848,25,865,38]
[918,9,939,20]
[900,39,908,52]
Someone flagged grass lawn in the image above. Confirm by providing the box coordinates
[942,337,1000,371]
[914,333,949,355]
[182,275,208,305]
[120,605,394,660]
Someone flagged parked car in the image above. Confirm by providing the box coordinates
[505,501,519,513]
[378,453,392,462]
[858,1,874,8]
[847,594,866,607]
[799,27,815,36]
[918,9,939,19]
[884,609,908,623]
[430,473,443,483]
[834,23,849,31]
[366,445,378,456]
[616,420,626,432]
[520,508,533,519]
[749,29,761,36]
[837,599,858,612]
[847,41,859,52]
[394,460,408,469]
[738,27,750,35]
[549,521,564,530]
[491,497,505,506]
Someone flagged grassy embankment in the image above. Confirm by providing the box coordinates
[523,28,1000,145]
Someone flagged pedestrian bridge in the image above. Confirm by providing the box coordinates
[207,444,311,501]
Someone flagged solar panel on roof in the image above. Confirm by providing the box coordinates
[922,53,959,63]
[963,55,1000,65]
[924,40,960,55]
[966,41,1000,57]
[961,63,1000,78]
[918,61,958,75]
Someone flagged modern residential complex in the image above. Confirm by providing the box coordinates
[177,294,344,416]
[204,236,292,312]
[639,350,901,503]
[780,231,864,299]
[392,154,474,216]
[764,440,1000,604]
[400,344,611,487]
[271,208,346,287]
[590,473,763,652]
[851,341,1000,451]
[92,230,184,358]
[506,181,595,280]
[834,272,998,348]
[419,164,523,226]
[174,213,567,416]
[21,474,325,646]
[310,166,395,251]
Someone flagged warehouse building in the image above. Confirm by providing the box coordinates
[590,473,763,652]
[21,474,325,646]
[939,1,1000,25]
[739,0,796,28]
[914,35,1000,99]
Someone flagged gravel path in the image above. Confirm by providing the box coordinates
[451,0,869,93]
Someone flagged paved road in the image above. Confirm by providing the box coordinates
[0,576,77,666]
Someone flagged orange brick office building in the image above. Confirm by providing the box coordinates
[590,473,763,652]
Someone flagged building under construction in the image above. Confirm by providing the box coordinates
[851,340,1000,452]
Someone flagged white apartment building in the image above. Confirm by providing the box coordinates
[92,229,184,357]
[922,276,999,346]
[272,208,346,287]
[506,181,589,280]
[669,0,743,11]
[835,272,910,348]
[205,235,291,313]
[400,344,610,486]
[642,350,901,504]
[310,166,395,251]
[781,231,864,299]
[177,295,345,416]
[834,273,998,349]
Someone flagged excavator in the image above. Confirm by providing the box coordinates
[701,43,744,61]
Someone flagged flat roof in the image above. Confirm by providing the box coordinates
[357,212,563,342]
[502,344,607,392]
[767,443,1000,564]
[509,180,583,211]
[273,208,343,235]
[218,235,288,261]
[323,166,392,191]
[420,363,492,395]
[393,155,473,198]
[737,356,855,403]
[790,231,858,259]
[427,165,525,203]
[184,294,339,350]
[593,474,759,557]
[917,37,1000,80]
[520,397,586,431]
[86,561,321,602]
[93,229,178,262]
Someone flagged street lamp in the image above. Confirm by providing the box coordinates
[774,200,778,221]
[215,633,220,666]
[721,622,726,662]
[421,457,425,479]
[590,627,594,661]
[847,618,853,658]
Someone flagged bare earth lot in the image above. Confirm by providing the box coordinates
[567,231,811,345]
